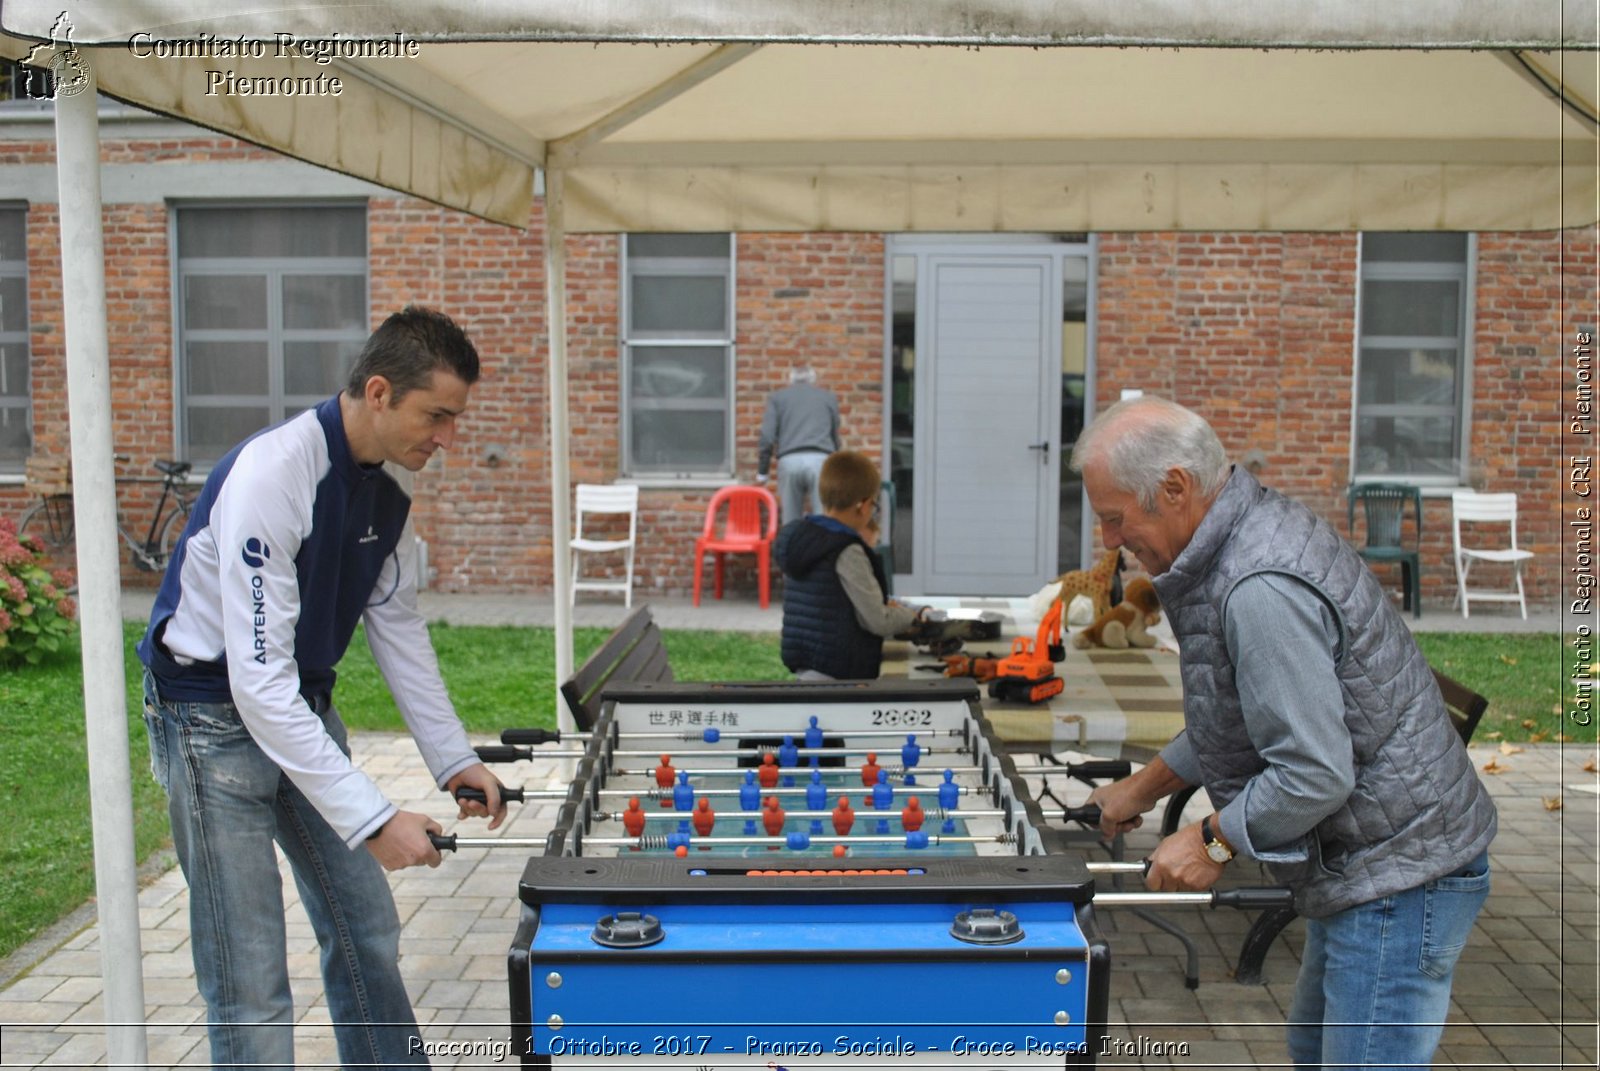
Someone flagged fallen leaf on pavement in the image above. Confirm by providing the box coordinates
[1499,742,1524,755]
[1544,796,1563,811]
[1481,757,1506,774]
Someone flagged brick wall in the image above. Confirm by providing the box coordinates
[1095,232,1359,513]
[4,127,1590,610]
[562,231,886,601]
[1094,229,1596,609]
[0,200,183,585]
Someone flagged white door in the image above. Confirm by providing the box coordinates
[915,254,1059,594]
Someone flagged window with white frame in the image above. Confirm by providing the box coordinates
[621,233,734,477]
[1354,232,1472,481]
[175,204,368,462]
[0,208,29,471]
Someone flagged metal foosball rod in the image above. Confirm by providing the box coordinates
[499,725,973,746]
[601,763,970,779]
[603,745,971,760]
[579,831,1018,850]
[592,807,1007,823]
[456,788,1111,829]
[475,745,970,766]
[423,828,1293,910]
[607,783,984,800]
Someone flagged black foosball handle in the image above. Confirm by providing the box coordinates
[501,728,561,745]
[454,786,526,804]
[1065,760,1131,780]
[1061,803,1103,825]
[1212,887,1295,910]
[474,744,533,764]
[428,831,457,853]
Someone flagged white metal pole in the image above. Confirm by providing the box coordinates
[53,74,148,1067]
[544,167,575,733]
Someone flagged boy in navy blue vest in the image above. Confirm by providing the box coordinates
[775,450,930,679]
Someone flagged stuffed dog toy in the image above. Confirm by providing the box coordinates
[1073,576,1162,649]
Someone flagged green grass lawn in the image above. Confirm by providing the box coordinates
[0,621,786,963]
[329,622,788,733]
[0,623,172,960]
[0,622,1582,965]
[1411,632,1591,744]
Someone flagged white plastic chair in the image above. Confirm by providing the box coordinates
[570,483,639,607]
[1451,490,1535,619]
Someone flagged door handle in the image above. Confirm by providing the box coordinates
[1028,441,1051,457]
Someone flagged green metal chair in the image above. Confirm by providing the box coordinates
[1347,482,1423,619]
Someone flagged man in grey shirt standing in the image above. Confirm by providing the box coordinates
[758,366,840,524]
[1073,395,1495,1070]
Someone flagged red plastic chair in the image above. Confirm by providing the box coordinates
[692,485,780,608]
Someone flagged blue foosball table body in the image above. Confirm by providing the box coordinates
[508,679,1113,1068]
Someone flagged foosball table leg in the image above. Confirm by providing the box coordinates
[1131,904,1202,990]
[1233,904,1300,986]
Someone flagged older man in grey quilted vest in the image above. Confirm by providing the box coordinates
[1074,396,1496,1071]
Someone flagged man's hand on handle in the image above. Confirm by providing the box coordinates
[1085,754,1191,839]
[1085,777,1155,837]
[1144,821,1226,892]
[447,763,507,829]
[366,811,445,871]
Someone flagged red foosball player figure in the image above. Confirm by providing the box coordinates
[860,752,881,789]
[654,754,676,788]
[622,797,647,838]
[692,798,717,837]
[900,797,925,833]
[762,796,787,836]
[832,796,856,836]
[757,752,782,789]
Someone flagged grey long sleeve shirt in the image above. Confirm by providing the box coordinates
[757,383,841,478]
[835,543,920,638]
[1159,571,1356,864]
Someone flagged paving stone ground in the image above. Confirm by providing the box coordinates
[4,738,1593,1070]
[1,594,1590,1068]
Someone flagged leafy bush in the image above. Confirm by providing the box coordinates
[0,515,77,665]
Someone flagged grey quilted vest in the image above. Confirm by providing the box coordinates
[1152,467,1497,917]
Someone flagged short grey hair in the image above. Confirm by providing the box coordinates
[1069,396,1231,512]
[790,365,818,385]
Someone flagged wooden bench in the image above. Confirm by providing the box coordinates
[561,605,674,731]
[1434,666,1490,745]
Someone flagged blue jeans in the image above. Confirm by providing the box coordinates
[1287,851,1490,1070]
[142,671,428,1070]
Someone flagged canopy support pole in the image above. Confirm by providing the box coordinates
[54,73,148,1068]
[545,166,575,734]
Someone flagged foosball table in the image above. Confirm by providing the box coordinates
[442,679,1288,1068]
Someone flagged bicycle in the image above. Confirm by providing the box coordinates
[17,455,196,585]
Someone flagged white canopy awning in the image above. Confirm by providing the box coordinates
[2,1,1596,231]
[0,8,1592,1065]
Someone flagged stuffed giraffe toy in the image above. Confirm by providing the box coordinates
[1052,548,1124,624]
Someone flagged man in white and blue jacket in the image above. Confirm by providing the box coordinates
[1075,396,1495,1071]
[138,306,505,1070]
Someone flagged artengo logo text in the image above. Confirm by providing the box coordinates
[242,538,272,664]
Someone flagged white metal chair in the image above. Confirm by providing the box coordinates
[1451,490,1535,619]
[570,483,639,607]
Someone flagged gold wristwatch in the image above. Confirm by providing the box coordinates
[1201,815,1235,864]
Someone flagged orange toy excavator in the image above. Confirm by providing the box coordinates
[987,599,1066,704]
